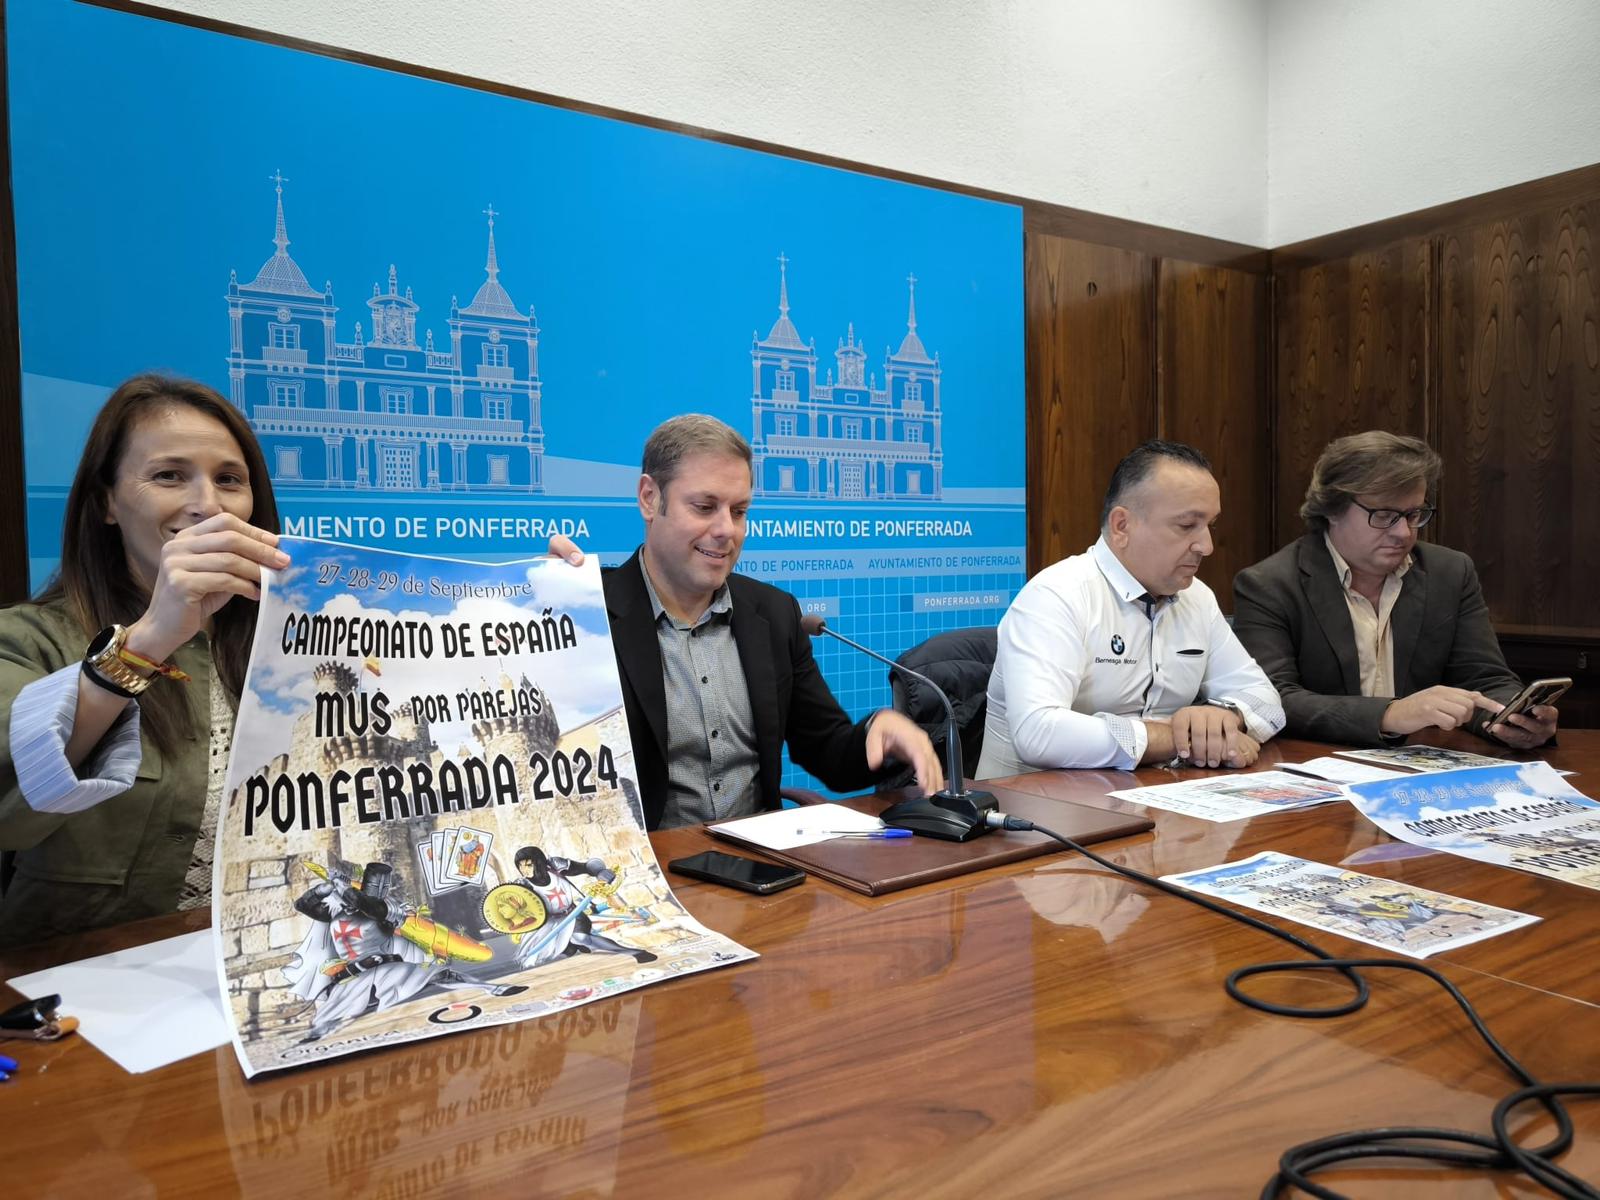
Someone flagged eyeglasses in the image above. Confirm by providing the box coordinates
[1350,500,1436,530]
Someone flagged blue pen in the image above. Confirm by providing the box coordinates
[820,828,913,839]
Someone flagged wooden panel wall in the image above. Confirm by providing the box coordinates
[1025,233,1155,576]
[1271,168,1600,726]
[1023,234,1273,602]
[1271,238,1432,540]
[1437,201,1600,629]
[1156,260,1271,597]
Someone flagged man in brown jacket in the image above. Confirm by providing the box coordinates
[1232,432,1559,749]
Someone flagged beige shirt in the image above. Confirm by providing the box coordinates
[1324,535,1411,697]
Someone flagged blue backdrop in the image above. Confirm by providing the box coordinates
[7,0,1025,787]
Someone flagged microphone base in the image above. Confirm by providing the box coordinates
[879,789,999,842]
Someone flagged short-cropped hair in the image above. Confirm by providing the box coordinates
[1100,440,1213,529]
[1299,431,1441,532]
[641,414,752,493]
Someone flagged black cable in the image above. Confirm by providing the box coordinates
[998,814,1600,1199]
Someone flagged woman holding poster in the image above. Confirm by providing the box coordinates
[0,373,286,947]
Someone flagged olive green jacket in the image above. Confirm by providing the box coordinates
[0,601,216,948]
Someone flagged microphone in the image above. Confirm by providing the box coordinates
[801,615,997,841]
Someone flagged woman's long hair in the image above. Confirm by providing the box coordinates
[33,374,281,756]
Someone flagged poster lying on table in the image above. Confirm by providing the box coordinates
[1332,745,1515,773]
[1106,771,1345,823]
[1160,851,1539,957]
[213,537,755,1078]
[1346,762,1600,891]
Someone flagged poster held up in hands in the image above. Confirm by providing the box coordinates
[213,538,754,1078]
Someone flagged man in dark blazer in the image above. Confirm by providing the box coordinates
[1233,431,1559,749]
[553,415,941,830]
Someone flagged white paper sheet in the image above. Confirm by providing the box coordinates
[7,929,230,1073]
[1106,770,1346,822]
[1284,756,1408,784]
[711,802,885,850]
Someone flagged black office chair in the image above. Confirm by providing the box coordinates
[881,626,997,790]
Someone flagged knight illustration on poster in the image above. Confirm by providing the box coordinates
[214,537,755,1077]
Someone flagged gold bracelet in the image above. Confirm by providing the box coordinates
[117,643,191,683]
[84,625,152,696]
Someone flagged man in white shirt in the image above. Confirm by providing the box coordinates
[976,441,1284,777]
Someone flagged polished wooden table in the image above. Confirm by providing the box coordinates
[3,732,1599,1198]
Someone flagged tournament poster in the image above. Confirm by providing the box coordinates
[214,537,754,1077]
[1347,762,1600,891]
[1160,851,1540,958]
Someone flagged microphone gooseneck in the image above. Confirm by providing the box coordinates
[801,616,963,795]
[802,616,997,840]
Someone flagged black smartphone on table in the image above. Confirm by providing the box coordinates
[1488,677,1572,730]
[667,851,805,895]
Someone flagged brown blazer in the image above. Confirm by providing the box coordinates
[1231,535,1522,746]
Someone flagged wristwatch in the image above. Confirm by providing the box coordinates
[83,624,153,698]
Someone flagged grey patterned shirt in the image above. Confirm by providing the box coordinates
[639,557,761,829]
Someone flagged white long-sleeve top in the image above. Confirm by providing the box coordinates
[8,664,143,813]
[976,539,1284,776]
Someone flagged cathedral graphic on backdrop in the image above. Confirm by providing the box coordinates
[750,255,944,501]
[227,176,546,494]
[227,179,949,503]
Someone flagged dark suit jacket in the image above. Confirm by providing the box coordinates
[1232,535,1522,746]
[603,550,877,830]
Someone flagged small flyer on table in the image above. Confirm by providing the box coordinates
[214,538,755,1078]
[1334,745,1514,773]
[1107,771,1345,822]
[1160,851,1539,956]
[1346,762,1600,891]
